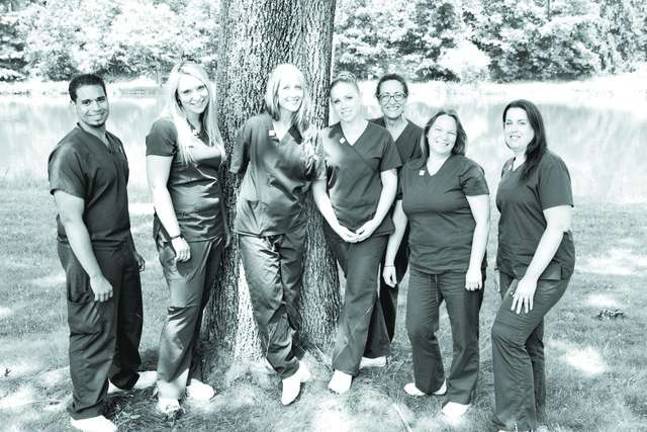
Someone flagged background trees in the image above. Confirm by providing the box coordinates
[0,7,26,81]
[1,0,645,83]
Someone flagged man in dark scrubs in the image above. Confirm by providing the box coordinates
[363,73,422,367]
[48,74,154,432]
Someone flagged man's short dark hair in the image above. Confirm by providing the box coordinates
[375,73,409,99]
[68,74,107,102]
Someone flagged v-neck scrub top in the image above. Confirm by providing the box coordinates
[146,118,224,241]
[495,151,575,279]
[48,125,132,249]
[230,112,326,236]
[321,122,402,235]
[401,155,489,273]
[370,118,422,165]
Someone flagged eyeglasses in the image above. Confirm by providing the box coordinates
[378,93,406,103]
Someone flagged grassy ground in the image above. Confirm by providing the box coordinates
[1,183,646,431]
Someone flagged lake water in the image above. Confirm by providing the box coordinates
[1,89,646,204]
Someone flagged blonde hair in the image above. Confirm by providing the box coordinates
[330,70,359,93]
[264,63,313,137]
[162,61,225,164]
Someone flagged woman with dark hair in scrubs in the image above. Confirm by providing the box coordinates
[146,61,228,415]
[491,99,575,432]
[312,71,401,394]
[230,63,324,406]
[384,110,489,419]
[361,73,422,369]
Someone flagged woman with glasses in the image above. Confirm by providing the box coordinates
[383,110,489,419]
[312,71,401,394]
[362,73,422,369]
[491,100,575,432]
[146,61,228,415]
[230,63,324,406]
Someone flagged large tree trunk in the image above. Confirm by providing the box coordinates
[204,0,339,376]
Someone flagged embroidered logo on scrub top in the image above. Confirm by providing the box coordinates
[339,137,346,144]
[268,130,276,138]
[419,169,425,176]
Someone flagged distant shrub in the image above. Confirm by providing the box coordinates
[437,40,491,83]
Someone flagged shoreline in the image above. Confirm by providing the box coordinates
[2,65,646,99]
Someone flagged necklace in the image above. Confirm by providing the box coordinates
[188,121,202,137]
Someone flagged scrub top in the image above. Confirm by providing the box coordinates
[146,118,224,241]
[48,125,132,249]
[496,151,575,279]
[321,121,401,235]
[370,117,422,164]
[230,112,326,236]
[401,155,489,273]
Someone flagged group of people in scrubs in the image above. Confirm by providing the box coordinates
[49,60,574,432]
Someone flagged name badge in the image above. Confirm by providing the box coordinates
[339,137,346,144]
[268,130,276,138]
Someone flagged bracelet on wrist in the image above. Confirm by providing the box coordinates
[169,233,182,240]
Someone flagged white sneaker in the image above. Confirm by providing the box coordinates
[328,370,352,394]
[433,380,447,395]
[157,397,181,416]
[70,415,117,432]
[281,362,311,406]
[359,356,387,369]
[403,382,426,396]
[403,380,446,396]
[107,371,157,395]
[186,378,215,401]
[441,401,470,418]
[133,371,157,390]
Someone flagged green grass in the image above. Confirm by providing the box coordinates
[1,183,646,431]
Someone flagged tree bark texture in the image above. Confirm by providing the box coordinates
[205,0,339,367]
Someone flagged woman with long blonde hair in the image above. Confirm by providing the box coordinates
[146,60,228,415]
[230,63,324,406]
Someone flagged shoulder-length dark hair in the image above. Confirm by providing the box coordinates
[502,99,547,179]
[420,109,467,161]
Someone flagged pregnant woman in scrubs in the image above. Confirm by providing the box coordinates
[146,61,227,415]
[229,63,325,406]
[312,71,401,394]
[383,110,489,419]
[491,99,575,432]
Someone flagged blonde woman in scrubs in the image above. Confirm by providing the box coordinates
[230,64,325,406]
[146,61,228,415]
[313,71,401,394]
[383,110,489,419]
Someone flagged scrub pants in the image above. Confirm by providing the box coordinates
[491,270,570,431]
[325,227,388,376]
[406,267,483,403]
[58,242,143,420]
[364,226,410,357]
[156,236,223,399]
[238,226,306,379]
